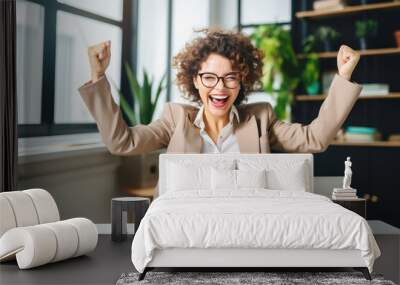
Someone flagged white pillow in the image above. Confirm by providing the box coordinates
[236,169,267,189]
[211,168,236,190]
[238,159,308,191]
[211,168,267,190]
[265,165,307,191]
[167,160,235,192]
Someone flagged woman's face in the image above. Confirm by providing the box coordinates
[193,53,241,119]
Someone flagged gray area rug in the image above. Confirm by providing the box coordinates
[116,271,396,285]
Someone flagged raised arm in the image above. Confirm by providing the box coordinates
[268,45,362,153]
[79,41,174,155]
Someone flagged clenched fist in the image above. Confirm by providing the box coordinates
[87,40,111,83]
[337,45,360,81]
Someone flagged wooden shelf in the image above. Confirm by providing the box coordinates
[331,140,400,147]
[298,47,400,59]
[296,92,400,101]
[296,1,400,19]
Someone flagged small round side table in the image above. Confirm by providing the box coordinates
[111,197,150,242]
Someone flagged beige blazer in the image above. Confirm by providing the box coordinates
[79,74,361,155]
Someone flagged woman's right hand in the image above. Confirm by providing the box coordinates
[87,40,111,83]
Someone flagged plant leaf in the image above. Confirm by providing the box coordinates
[125,62,141,122]
[108,77,137,126]
[152,72,167,115]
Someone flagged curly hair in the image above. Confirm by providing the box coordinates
[172,28,264,106]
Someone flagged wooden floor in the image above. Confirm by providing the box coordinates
[0,235,134,285]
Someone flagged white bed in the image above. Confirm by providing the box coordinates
[131,154,380,281]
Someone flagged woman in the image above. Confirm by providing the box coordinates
[79,29,360,157]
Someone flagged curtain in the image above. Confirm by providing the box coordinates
[0,0,17,192]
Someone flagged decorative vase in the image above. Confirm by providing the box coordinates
[323,41,332,52]
[395,31,400,48]
[359,37,368,50]
[306,81,320,95]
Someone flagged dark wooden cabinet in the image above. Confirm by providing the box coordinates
[332,198,367,218]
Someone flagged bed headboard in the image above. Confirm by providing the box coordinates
[158,153,314,196]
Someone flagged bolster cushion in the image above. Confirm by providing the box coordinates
[0,189,60,237]
[0,218,98,269]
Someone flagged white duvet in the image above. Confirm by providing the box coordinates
[131,189,380,273]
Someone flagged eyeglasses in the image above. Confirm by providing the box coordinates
[197,72,241,89]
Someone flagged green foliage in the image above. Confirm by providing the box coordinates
[301,35,320,88]
[302,34,317,54]
[112,62,166,126]
[302,54,320,87]
[250,24,300,120]
[316,26,340,42]
[355,20,378,39]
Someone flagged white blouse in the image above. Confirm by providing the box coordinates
[193,105,241,154]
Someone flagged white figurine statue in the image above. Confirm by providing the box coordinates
[342,157,353,189]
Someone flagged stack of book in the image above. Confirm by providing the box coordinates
[360,84,389,96]
[344,126,382,142]
[313,0,345,11]
[332,188,358,200]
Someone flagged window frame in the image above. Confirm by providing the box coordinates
[18,0,138,137]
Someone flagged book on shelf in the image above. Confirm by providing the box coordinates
[360,84,389,96]
[343,126,382,142]
[344,133,382,142]
[346,126,377,134]
[333,192,358,197]
[388,134,400,142]
[332,187,358,200]
[313,0,345,10]
[332,195,359,200]
[333,188,357,193]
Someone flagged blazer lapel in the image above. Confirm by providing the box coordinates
[182,107,260,154]
[184,113,202,153]
[234,114,260,153]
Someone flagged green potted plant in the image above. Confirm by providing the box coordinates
[250,24,299,121]
[316,26,341,52]
[301,35,320,95]
[113,62,166,126]
[355,20,378,50]
[111,64,166,191]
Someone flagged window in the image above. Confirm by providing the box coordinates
[238,0,292,106]
[54,11,122,123]
[170,0,210,104]
[136,0,169,120]
[17,0,133,137]
[136,0,211,118]
[241,0,291,26]
[16,0,44,124]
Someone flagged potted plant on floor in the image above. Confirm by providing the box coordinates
[250,24,300,121]
[355,20,378,50]
[111,64,167,191]
[301,35,320,95]
[116,63,166,126]
[316,26,341,52]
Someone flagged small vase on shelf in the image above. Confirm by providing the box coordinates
[306,81,320,95]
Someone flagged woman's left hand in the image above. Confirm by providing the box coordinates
[337,45,360,81]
